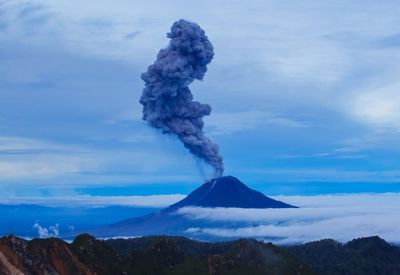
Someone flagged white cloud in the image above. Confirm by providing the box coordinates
[2,194,184,207]
[0,136,100,179]
[2,0,400,186]
[259,34,351,85]
[107,109,308,137]
[5,0,398,87]
[275,152,368,160]
[334,127,400,153]
[238,168,400,183]
[205,111,307,135]
[0,136,203,183]
[350,81,400,128]
[176,193,400,244]
[0,136,77,152]
[0,158,86,178]
[272,193,400,207]
[103,110,142,124]
[33,223,59,238]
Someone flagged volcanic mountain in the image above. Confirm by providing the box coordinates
[89,176,296,239]
[167,176,295,210]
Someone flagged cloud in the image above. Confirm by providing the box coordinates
[1,0,400,189]
[0,136,78,153]
[205,111,307,135]
[261,38,350,84]
[239,168,400,183]
[335,129,400,153]
[0,136,102,180]
[0,136,205,184]
[2,194,184,207]
[103,110,142,125]
[104,110,310,140]
[350,81,400,128]
[33,223,59,238]
[374,33,400,48]
[0,159,86,178]
[176,193,400,244]
[0,1,55,43]
[125,31,141,40]
[275,152,367,160]
[5,0,396,88]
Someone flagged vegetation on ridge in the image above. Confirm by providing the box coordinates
[0,234,399,275]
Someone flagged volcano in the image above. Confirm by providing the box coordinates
[167,176,295,210]
[89,176,296,239]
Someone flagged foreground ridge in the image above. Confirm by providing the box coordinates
[0,234,399,275]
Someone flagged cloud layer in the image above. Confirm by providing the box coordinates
[0,194,185,208]
[177,193,400,244]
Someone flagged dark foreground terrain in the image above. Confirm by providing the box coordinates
[0,234,399,275]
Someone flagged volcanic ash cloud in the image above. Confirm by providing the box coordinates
[140,19,224,177]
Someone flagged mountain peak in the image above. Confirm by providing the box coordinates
[89,176,296,238]
[167,175,296,210]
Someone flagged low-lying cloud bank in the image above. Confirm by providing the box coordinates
[177,193,400,244]
[0,194,185,208]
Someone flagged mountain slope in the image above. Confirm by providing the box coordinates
[0,234,316,275]
[166,176,295,210]
[75,234,316,275]
[0,204,159,238]
[89,176,295,238]
[1,234,399,275]
[290,236,400,275]
[0,235,94,274]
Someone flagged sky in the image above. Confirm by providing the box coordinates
[1,0,400,203]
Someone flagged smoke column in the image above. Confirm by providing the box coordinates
[140,19,224,177]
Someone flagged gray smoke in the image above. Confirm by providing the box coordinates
[140,19,224,177]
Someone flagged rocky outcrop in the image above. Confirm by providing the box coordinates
[0,235,94,275]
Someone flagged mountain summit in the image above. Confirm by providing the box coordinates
[89,176,295,238]
[167,176,296,210]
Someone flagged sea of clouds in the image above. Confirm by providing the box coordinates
[176,193,400,244]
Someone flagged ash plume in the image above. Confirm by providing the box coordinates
[140,19,224,177]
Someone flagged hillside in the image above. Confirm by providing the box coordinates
[290,236,400,275]
[1,234,399,274]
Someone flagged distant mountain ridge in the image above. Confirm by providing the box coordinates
[0,204,158,237]
[90,176,295,238]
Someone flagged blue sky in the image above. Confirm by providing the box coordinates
[1,0,400,202]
